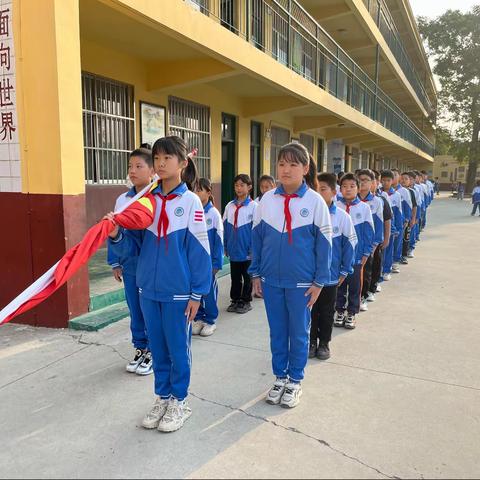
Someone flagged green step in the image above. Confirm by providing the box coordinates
[69,302,130,332]
[89,288,125,311]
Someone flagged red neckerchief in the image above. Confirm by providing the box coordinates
[157,194,178,248]
[281,193,298,244]
[233,202,243,230]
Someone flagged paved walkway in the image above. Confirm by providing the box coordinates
[1,194,479,479]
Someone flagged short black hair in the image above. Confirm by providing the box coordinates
[339,172,359,188]
[259,174,275,185]
[234,173,252,186]
[407,171,416,179]
[380,169,394,180]
[372,169,380,180]
[400,171,410,176]
[130,147,153,168]
[357,169,374,180]
[317,173,337,191]
[391,168,400,173]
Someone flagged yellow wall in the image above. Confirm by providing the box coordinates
[14,0,84,195]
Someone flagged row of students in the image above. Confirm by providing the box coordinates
[104,137,435,431]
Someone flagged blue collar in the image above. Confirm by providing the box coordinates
[337,196,360,207]
[358,192,374,202]
[204,201,213,213]
[126,186,137,198]
[234,196,252,206]
[152,182,188,197]
[274,181,308,198]
[328,202,337,214]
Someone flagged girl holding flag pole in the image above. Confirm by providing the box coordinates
[249,143,332,408]
[106,136,212,433]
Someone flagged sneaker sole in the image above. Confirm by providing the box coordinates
[200,330,216,337]
[157,411,192,433]
[344,324,356,330]
[136,368,154,376]
[142,419,161,429]
[316,354,330,361]
[333,323,344,328]
[126,365,141,373]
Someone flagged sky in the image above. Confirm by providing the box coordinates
[410,0,478,19]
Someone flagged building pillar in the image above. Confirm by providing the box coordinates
[0,0,88,328]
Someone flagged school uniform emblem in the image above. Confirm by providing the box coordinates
[206,218,213,226]
[333,226,339,234]
[300,208,309,217]
[356,213,362,219]
[248,214,253,221]
[174,207,184,217]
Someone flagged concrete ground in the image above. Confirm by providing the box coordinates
[1,194,479,479]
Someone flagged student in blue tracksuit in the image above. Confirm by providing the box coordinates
[400,171,417,263]
[357,169,383,311]
[335,173,374,329]
[409,172,424,256]
[310,173,357,361]
[379,170,403,281]
[392,168,412,270]
[249,143,332,409]
[107,148,154,376]
[107,136,212,433]
[223,174,257,314]
[192,178,223,337]
[471,180,480,216]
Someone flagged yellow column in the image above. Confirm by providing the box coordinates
[15,0,84,195]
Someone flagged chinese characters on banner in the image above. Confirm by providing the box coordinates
[0,1,21,193]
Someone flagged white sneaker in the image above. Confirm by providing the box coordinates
[136,351,153,376]
[142,396,169,429]
[375,284,382,293]
[200,323,217,336]
[360,299,368,312]
[266,378,287,405]
[157,398,192,432]
[334,311,346,327]
[383,273,392,281]
[344,313,356,329]
[392,264,400,273]
[366,292,376,302]
[280,382,302,408]
[126,348,146,373]
[191,321,205,335]
[407,251,415,258]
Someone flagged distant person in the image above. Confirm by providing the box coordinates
[471,181,480,216]
[457,182,465,200]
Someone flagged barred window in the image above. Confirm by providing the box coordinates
[299,133,314,155]
[270,126,290,179]
[82,73,135,185]
[168,96,211,178]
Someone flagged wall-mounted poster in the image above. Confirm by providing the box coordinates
[140,102,166,146]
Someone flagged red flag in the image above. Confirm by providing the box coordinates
[0,190,156,326]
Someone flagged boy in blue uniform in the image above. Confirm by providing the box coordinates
[107,148,154,375]
[335,173,374,329]
[471,180,480,216]
[310,173,356,360]
[392,168,412,272]
[223,174,257,314]
[193,178,224,336]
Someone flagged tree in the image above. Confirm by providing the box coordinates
[419,7,480,192]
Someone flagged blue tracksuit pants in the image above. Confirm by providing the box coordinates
[336,263,363,314]
[195,275,218,325]
[139,295,191,400]
[262,283,311,383]
[123,273,148,350]
[383,235,396,274]
[393,225,406,262]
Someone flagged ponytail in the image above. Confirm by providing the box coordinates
[197,177,215,205]
[305,154,318,191]
[182,155,199,191]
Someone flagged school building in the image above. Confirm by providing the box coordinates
[433,155,480,190]
[0,0,437,328]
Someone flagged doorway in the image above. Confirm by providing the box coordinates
[221,113,236,211]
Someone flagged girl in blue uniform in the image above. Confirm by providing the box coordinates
[249,143,332,408]
[107,136,212,433]
[107,148,154,375]
[193,178,224,336]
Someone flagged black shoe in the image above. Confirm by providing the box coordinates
[227,301,237,312]
[316,343,330,360]
[400,257,409,265]
[308,343,317,358]
[235,302,252,314]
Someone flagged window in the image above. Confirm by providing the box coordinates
[168,96,211,178]
[251,0,264,50]
[270,126,290,179]
[82,73,135,185]
[250,122,262,198]
[458,166,465,173]
[441,171,448,178]
[351,147,360,171]
[272,14,288,66]
[299,133,314,155]
[317,138,325,172]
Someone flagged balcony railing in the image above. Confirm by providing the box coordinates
[362,0,433,116]
[185,0,434,157]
